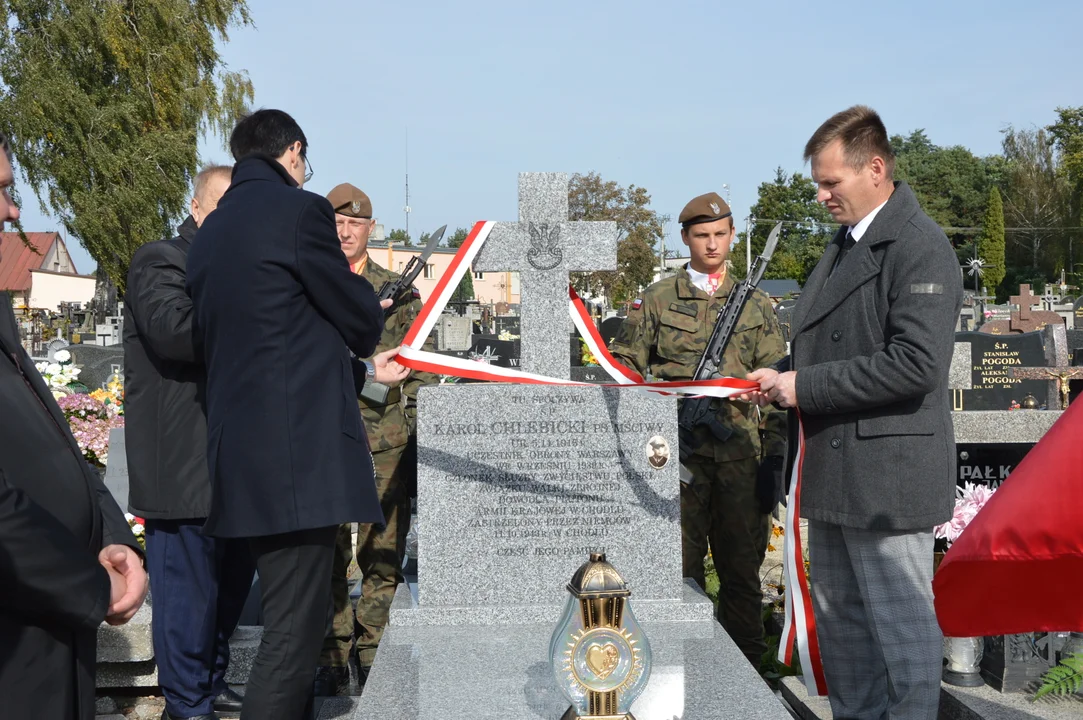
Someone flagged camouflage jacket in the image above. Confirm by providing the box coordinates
[609,267,788,462]
[359,258,440,451]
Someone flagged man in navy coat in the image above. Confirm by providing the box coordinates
[187,109,408,720]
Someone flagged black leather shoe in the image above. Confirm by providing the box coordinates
[161,711,219,720]
[213,687,245,713]
[313,665,350,696]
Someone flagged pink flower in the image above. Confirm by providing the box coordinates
[934,482,998,547]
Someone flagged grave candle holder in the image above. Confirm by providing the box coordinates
[550,553,652,720]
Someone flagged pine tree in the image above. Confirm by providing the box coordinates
[977,187,1006,295]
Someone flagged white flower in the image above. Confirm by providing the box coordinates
[131,523,144,534]
[69,367,81,377]
[54,349,71,362]
[46,363,62,376]
[35,361,49,374]
[50,375,67,388]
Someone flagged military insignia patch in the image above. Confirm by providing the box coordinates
[709,202,721,215]
[632,298,643,310]
[411,287,421,299]
[352,200,361,214]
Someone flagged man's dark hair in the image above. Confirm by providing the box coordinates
[229,109,308,162]
[804,105,895,178]
[0,130,11,162]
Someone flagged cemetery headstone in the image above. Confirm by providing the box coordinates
[981,284,1064,335]
[472,173,617,379]
[348,174,789,720]
[102,427,128,510]
[599,316,624,348]
[68,344,125,390]
[465,336,519,369]
[436,315,472,352]
[952,331,1051,410]
[46,337,70,361]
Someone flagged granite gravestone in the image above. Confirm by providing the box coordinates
[68,343,125,390]
[599,316,624,348]
[341,174,790,720]
[472,173,616,379]
[102,427,129,510]
[952,331,1051,410]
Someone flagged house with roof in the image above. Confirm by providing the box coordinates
[0,232,96,312]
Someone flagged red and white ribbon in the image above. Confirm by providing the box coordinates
[397,221,757,398]
[778,413,828,695]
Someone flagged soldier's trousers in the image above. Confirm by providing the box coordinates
[681,456,770,669]
[319,443,411,668]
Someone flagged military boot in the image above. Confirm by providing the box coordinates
[312,665,350,697]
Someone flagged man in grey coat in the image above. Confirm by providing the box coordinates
[744,106,962,719]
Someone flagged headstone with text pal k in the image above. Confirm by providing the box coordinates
[339,173,790,720]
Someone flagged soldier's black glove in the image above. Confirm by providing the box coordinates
[756,455,784,515]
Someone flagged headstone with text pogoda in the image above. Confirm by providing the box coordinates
[952,331,1051,410]
[355,173,791,720]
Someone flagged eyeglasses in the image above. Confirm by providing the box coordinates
[303,153,314,184]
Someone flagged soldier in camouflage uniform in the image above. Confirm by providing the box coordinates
[313,184,439,695]
[609,191,788,668]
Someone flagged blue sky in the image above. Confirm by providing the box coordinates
[15,0,1083,274]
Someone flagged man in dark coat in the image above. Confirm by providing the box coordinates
[124,163,254,720]
[745,107,962,719]
[186,109,408,720]
[0,130,147,720]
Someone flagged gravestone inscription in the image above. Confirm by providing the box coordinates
[953,331,1050,410]
[413,383,684,613]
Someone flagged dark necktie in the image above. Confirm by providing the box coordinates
[829,231,857,277]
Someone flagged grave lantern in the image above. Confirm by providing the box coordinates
[550,553,652,720]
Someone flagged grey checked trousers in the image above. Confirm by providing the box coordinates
[808,520,942,720]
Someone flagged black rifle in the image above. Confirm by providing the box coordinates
[376,224,447,315]
[676,223,782,461]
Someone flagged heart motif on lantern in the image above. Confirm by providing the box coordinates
[585,643,620,680]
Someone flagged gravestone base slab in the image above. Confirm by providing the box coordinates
[320,618,790,720]
[780,675,1083,719]
[389,580,714,627]
[95,626,260,689]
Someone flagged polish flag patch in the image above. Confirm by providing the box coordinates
[632,298,643,310]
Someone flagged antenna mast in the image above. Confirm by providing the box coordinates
[404,128,411,241]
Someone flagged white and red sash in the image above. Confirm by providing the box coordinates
[778,413,828,695]
[397,221,754,398]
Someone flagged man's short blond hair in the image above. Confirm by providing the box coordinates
[804,105,895,178]
[193,164,232,202]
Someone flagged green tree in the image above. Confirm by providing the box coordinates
[0,0,253,292]
[388,228,413,246]
[441,227,474,303]
[730,168,835,285]
[975,186,1006,295]
[447,227,470,248]
[567,172,664,304]
[892,129,1004,247]
[1000,126,1070,274]
[1048,106,1083,226]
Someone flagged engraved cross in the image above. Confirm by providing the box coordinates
[474,173,618,379]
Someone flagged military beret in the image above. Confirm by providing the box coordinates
[679,192,732,227]
[326,183,372,219]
